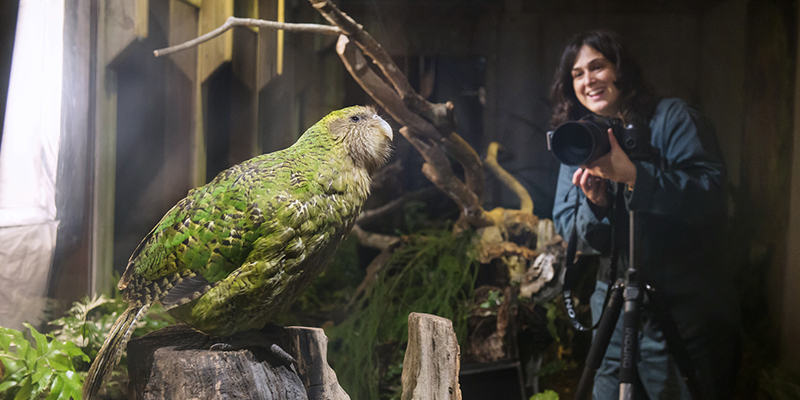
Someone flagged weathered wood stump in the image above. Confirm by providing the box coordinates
[401,312,462,400]
[127,324,349,400]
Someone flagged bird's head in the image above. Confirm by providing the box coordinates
[323,105,394,174]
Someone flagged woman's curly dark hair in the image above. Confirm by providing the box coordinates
[549,30,658,128]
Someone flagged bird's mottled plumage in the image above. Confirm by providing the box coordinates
[83,106,393,398]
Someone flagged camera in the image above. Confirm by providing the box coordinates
[547,114,657,166]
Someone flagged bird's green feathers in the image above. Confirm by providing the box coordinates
[84,105,392,399]
[116,105,392,330]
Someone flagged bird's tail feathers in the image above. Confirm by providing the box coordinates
[82,304,150,399]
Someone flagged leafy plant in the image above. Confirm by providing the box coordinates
[480,290,504,309]
[49,293,174,361]
[0,292,175,399]
[544,302,561,343]
[326,227,479,400]
[0,323,88,400]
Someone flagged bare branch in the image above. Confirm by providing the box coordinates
[484,142,533,213]
[351,224,400,250]
[347,247,394,309]
[356,187,439,227]
[408,132,493,227]
[443,132,485,202]
[309,0,456,135]
[309,0,421,103]
[336,35,442,141]
[153,16,342,57]
[478,241,538,264]
[370,160,403,190]
[147,4,496,230]
[336,35,489,226]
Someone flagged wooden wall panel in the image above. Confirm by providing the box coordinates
[258,0,279,91]
[233,27,258,92]
[104,0,148,65]
[784,0,800,368]
[231,27,260,160]
[741,0,795,332]
[199,0,233,82]
[164,0,200,203]
[169,0,200,79]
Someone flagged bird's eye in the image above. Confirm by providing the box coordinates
[350,115,361,123]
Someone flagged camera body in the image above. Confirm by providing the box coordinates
[547,114,657,166]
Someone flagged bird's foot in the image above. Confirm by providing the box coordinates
[209,325,296,370]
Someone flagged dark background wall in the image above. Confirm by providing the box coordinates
[341,0,749,221]
[339,0,797,375]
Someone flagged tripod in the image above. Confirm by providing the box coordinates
[573,203,704,400]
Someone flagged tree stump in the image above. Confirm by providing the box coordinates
[401,312,462,400]
[127,324,349,400]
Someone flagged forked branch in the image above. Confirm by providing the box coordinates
[485,142,533,214]
[153,1,495,229]
[153,17,342,57]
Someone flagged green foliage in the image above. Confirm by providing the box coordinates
[326,228,479,400]
[479,290,504,309]
[544,302,561,343]
[534,358,577,378]
[49,293,175,361]
[0,323,88,400]
[0,293,175,399]
[530,390,559,400]
[288,236,364,322]
[401,201,430,233]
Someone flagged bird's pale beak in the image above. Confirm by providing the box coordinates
[377,117,394,141]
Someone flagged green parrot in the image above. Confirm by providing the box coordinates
[82,105,394,398]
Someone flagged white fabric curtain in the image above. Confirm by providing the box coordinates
[0,0,65,330]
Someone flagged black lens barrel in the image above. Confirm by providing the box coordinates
[549,121,611,166]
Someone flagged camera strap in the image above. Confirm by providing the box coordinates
[561,184,620,332]
[562,189,599,331]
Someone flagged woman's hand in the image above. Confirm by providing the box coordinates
[582,128,637,188]
[572,167,609,207]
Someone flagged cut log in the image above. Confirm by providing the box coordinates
[287,326,351,400]
[127,324,349,400]
[401,312,462,400]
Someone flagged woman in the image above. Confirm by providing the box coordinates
[550,30,741,399]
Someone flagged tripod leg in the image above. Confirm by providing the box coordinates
[575,282,625,400]
[619,282,643,400]
[646,286,704,400]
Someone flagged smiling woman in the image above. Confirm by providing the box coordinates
[549,30,655,129]
[570,45,621,118]
[549,30,741,400]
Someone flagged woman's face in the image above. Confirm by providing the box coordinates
[571,45,621,117]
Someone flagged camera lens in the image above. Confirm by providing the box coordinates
[550,121,610,166]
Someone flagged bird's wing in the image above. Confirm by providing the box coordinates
[120,153,323,308]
